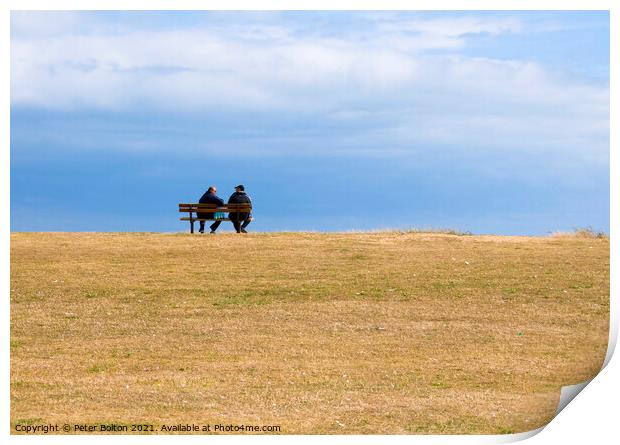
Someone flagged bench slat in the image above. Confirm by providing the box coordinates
[179,211,251,214]
[179,206,251,212]
[180,217,231,221]
[179,203,251,206]
[180,217,254,221]
[179,203,251,208]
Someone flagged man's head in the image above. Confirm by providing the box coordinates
[207,186,217,194]
[235,184,245,192]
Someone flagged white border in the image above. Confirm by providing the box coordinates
[0,0,617,11]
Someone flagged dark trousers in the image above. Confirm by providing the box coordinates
[199,219,221,232]
[231,214,251,233]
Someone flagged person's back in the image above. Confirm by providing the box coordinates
[199,190,224,207]
[197,186,224,234]
[228,191,252,205]
[228,185,252,233]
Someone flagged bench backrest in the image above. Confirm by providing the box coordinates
[179,203,252,213]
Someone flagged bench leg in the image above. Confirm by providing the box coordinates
[190,220,194,234]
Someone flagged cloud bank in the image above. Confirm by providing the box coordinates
[10,11,609,162]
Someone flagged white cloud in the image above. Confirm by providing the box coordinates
[377,16,523,37]
[10,12,609,163]
[10,12,529,111]
[11,28,424,111]
[10,11,86,39]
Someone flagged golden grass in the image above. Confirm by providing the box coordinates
[10,232,609,434]
[550,227,608,239]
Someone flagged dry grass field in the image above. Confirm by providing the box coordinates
[10,231,609,434]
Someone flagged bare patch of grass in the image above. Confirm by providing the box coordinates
[372,227,473,236]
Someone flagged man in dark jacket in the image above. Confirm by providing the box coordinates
[228,184,252,233]
[198,186,225,234]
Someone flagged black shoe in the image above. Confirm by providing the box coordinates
[240,228,247,233]
[198,228,204,234]
[210,231,216,234]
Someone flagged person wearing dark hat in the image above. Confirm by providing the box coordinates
[228,184,252,233]
[197,186,225,234]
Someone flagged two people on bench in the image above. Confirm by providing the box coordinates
[197,184,252,234]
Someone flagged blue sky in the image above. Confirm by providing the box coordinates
[10,11,609,234]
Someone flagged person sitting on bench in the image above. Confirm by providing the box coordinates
[197,186,225,234]
[228,184,252,233]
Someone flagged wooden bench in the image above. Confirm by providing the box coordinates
[179,203,253,233]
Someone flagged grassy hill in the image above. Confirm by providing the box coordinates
[10,231,609,434]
